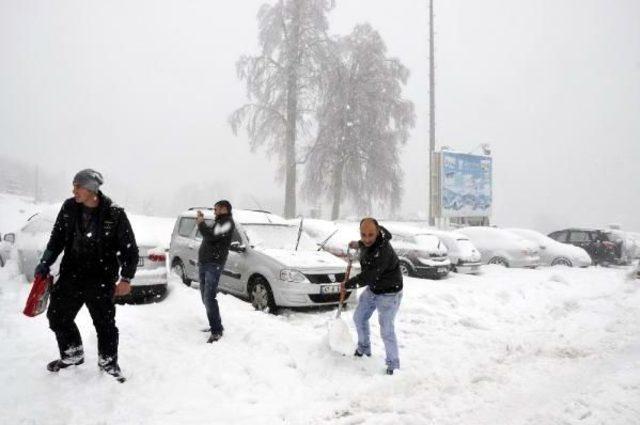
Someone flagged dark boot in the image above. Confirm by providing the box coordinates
[47,357,84,372]
[207,332,223,343]
[98,356,126,383]
[354,349,370,357]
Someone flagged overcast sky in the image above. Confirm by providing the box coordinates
[1,0,639,231]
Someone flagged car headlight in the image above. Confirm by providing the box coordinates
[280,269,309,283]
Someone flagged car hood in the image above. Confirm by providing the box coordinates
[256,248,347,270]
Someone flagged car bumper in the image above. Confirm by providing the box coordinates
[273,280,356,307]
[413,265,450,279]
[455,262,482,274]
[115,283,168,304]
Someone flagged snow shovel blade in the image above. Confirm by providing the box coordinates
[328,317,354,356]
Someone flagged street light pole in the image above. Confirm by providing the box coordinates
[428,0,436,226]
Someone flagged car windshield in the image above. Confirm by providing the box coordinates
[243,224,318,251]
[413,234,444,251]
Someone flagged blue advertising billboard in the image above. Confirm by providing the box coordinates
[440,152,492,218]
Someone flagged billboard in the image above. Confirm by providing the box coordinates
[439,151,492,218]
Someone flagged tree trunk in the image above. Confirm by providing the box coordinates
[331,160,345,220]
[283,0,301,219]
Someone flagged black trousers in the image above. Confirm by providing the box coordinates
[46,276,119,361]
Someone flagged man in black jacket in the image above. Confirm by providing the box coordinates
[35,169,138,382]
[344,217,403,375]
[196,200,235,343]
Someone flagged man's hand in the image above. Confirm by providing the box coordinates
[348,240,360,250]
[114,280,131,297]
[34,263,50,279]
[196,210,204,224]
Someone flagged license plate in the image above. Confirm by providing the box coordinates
[438,267,448,273]
[320,284,340,294]
[137,257,144,267]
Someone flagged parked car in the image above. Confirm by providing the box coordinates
[380,223,451,279]
[506,228,591,267]
[547,228,621,266]
[422,229,482,274]
[169,209,356,313]
[0,232,15,267]
[458,227,541,268]
[16,209,170,303]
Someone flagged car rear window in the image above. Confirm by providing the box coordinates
[569,231,590,243]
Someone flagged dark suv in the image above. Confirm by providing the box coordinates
[547,228,621,266]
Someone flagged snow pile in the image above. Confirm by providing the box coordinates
[1,254,639,424]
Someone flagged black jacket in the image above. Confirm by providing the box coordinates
[198,213,235,266]
[345,226,403,294]
[41,192,139,283]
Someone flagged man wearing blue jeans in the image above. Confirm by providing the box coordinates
[344,218,403,375]
[196,200,235,343]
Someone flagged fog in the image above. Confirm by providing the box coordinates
[1,0,638,232]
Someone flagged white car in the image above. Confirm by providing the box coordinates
[458,226,541,268]
[424,229,483,274]
[170,209,356,313]
[506,228,591,267]
[16,209,171,303]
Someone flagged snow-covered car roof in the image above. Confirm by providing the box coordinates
[180,208,288,225]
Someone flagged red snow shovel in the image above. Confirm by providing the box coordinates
[23,274,53,317]
[328,247,355,355]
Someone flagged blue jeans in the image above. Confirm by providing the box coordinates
[353,287,403,370]
[198,262,223,334]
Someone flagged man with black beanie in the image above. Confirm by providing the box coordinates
[35,169,139,382]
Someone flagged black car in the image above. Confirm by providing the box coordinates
[547,228,621,266]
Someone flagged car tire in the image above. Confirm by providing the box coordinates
[551,257,573,267]
[488,257,509,267]
[399,261,413,277]
[249,276,278,315]
[0,255,4,268]
[172,259,191,287]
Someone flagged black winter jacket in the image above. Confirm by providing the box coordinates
[41,192,139,283]
[345,226,403,294]
[198,213,235,266]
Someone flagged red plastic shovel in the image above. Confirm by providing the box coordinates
[23,274,53,317]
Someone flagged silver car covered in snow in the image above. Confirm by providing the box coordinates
[169,209,355,313]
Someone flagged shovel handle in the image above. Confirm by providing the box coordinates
[338,247,354,306]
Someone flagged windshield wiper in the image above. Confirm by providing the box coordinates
[317,228,339,251]
[295,216,304,251]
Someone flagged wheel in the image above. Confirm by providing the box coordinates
[249,276,278,314]
[172,259,191,287]
[551,257,573,267]
[488,257,509,267]
[399,261,413,277]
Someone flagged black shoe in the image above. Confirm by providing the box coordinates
[207,332,223,343]
[386,367,395,375]
[47,358,84,372]
[201,327,211,333]
[354,349,370,357]
[98,357,126,383]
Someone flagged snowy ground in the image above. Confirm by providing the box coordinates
[1,256,639,424]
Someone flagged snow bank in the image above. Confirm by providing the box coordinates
[1,258,639,424]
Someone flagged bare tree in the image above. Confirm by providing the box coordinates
[303,24,415,219]
[230,0,334,218]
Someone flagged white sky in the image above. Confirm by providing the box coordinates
[1,0,639,231]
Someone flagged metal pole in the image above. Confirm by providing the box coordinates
[428,0,436,226]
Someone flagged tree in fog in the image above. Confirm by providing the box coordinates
[230,0,334,218]
[303,24,415,219]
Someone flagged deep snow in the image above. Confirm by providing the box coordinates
[1,258,639,424]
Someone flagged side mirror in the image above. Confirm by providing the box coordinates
[230,241,246,253]
[4,233,15,244]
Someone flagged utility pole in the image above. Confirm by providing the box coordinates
[428,0,436,226]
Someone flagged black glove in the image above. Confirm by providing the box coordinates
[34,262,50,278]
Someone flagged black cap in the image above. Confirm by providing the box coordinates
[215,200,232,212]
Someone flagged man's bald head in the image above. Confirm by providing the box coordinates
[359,217,380,247]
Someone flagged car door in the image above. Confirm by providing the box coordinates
[221,228,250,295]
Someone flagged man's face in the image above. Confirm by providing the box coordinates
[360,221,379,247]
[214,204,228,217]
[72,184,94,204]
